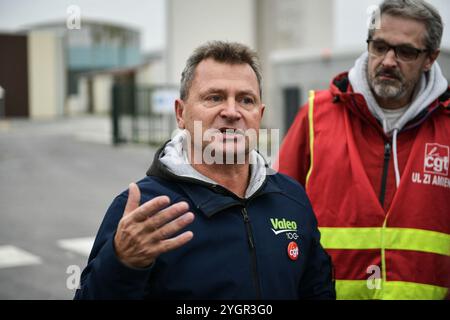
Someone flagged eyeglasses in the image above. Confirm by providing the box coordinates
[367,39,429,62]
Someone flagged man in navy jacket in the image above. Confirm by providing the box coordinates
[75,41,335,300]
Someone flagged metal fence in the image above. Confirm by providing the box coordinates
[0,86,5,119]
[112,83,178,146]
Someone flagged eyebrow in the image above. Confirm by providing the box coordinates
[200,88,226,96]
[200,88,258,98]
[371,37,417,48]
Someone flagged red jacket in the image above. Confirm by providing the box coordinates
[277,72,450,299]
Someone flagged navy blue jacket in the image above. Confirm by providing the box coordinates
[75,148,335,300]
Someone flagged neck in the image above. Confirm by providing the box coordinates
[191,161,250,198]
[375,95,411,110]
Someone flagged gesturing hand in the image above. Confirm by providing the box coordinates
[113,183,195,268]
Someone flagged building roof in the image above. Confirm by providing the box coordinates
[18,18,140,34]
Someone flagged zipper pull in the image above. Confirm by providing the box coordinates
[242,207,250,223]
[384,142,391,160]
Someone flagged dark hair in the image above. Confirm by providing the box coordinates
[180,41,262,100]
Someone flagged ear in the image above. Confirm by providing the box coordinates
[175,99,185,129]
[423,50,440,72]
[260,104,265,119]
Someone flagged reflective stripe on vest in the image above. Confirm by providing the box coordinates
[305,90,315,187]
[335,280,448,300]
[319,227,450,256]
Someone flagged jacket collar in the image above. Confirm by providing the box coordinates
[179,178,283,218]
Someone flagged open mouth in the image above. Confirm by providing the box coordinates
[217,128,245,140]
[218,127,244,135]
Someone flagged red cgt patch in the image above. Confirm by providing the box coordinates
[287,241,299,261]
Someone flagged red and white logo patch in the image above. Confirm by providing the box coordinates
[424,143,449,176]
[287,241,299,261]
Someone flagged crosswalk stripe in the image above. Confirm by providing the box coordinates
[57,237,95,257]
[0,245,42,269]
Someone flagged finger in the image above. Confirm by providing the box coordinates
[145,201,190,232]
[155,231,194,255]
[124,183,140,216]
[152,211,195,241]
[131,195,171,222]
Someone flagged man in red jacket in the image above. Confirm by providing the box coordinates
[277,0,449,299]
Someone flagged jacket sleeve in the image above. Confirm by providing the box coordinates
[74,194,153,300]
[298,201,336,300]
[275,102,311,187]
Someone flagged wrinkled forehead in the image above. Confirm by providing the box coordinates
[372,14,427,47]
[191,59,261,96]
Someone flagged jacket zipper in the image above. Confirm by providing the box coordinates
[241,207,262,299]
[379,141,391,208]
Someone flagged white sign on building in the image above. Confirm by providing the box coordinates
[151,89,179,114]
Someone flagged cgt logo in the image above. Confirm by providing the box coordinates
[424,143,449,176]
[287,242,299,261]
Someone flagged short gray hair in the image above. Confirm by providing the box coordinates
[180,41,262,100]
[368,0,443,52]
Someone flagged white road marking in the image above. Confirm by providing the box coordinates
[57,237,95,257]
[0,245,42,269]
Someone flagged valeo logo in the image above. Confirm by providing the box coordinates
[270,218,297,235]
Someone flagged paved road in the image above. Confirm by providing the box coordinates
[0,116,156,299]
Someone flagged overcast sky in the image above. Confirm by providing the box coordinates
[0,0,166,52]
[0,0,448,53]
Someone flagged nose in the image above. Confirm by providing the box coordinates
[381,48,398,68]
[220,98,242,121]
